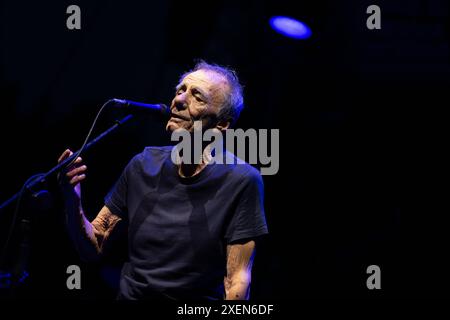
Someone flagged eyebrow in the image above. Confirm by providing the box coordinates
[175,83,209,101]
[192,87,208,100]
[175,83,184,91]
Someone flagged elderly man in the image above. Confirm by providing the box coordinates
[58,61,268,300]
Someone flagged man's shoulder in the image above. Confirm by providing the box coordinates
[127,146,172,172]
[142,145,173,156]
[219,151,263,185]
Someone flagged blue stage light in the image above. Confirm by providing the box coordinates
[269,16,312,40]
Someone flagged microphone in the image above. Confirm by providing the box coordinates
[111,98,170,117]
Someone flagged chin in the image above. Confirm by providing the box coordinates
[166,121,180,132]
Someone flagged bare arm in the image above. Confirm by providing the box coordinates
[65,200,121,261]
[224,240,256,300]
[58,149,121,261]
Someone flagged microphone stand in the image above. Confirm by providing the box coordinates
[0,114,134,291]
[0,114,133,211]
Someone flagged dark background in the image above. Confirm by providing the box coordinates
[0,0,449,300]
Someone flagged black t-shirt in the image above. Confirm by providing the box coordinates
[104,146,268,300]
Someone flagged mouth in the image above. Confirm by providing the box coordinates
[169,113,191,121]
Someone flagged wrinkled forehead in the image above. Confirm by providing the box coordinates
[180,70,230,95]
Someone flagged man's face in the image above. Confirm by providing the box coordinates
[166,69,230,132]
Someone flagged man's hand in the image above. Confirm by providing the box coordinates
[57,149,106,260]
[57,149,87,200]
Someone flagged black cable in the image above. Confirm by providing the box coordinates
[0,99,114,269]
[65,99,113,168]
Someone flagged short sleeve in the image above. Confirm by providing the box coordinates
[225,169,268,243]
[104,154,140,218]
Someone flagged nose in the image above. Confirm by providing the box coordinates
[172,92,188,111]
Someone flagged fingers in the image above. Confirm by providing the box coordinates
[58,149,83,165]
[66,165,87,178]
[66,162,87,188]
[58,149,87,188]
[67,156,83,170]
[70,174,86,185]
[58,149,73,163]
[58,149,83,169]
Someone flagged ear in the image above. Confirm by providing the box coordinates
[216,119,230,131]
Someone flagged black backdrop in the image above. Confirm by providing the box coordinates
[0,0,449,301]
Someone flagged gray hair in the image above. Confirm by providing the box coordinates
[180,61,244,126]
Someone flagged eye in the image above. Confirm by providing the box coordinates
[176,85,186,95]
[191,89,205,102]
[194,95,204,102]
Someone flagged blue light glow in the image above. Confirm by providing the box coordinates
[269,16,312,40]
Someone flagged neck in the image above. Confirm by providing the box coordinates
[178,143,213,178]
[178,162,206,178]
